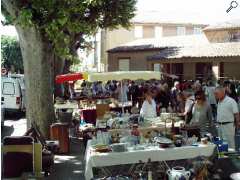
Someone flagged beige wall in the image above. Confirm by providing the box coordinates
[101,27,135,66]
[101,23,207,68]
[186,26,193,35]
[108,50,161,71]
[106,28,135,49]
[143,26,155,38]
[224,62,240,80]
[204,29,240,43]
[162,26,177,36]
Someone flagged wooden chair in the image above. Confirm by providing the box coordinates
[25,122,57,176]
[2,136,42,178]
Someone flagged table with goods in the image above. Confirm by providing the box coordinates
[83,111,223,180]
[52,98,240,180]
[52,71,239,180]
[85,140,216,180]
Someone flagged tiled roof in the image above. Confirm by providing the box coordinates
[204,19,240,31]
[107,33,240,59]
[147,42,240,60]
[108,35,209,52]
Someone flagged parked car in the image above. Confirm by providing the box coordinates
[1,76,25,113]
[7,74,26,111]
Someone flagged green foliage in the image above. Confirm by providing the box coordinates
[2,0,137,60]
[1,35,24,73]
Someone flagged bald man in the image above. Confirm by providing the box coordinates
[215,87,240,149]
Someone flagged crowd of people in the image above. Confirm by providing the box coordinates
[78,78,240,151]
[137,79,240,151]
[86,79,240,150]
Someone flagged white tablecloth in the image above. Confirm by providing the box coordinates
[54,102,79,110]
[84,141,216,180]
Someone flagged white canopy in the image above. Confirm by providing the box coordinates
[88,71,162,82]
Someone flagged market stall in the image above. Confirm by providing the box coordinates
[87,71,161,113]
[85,140,216,180]
[55,72,87,84]
[88,71,161,82]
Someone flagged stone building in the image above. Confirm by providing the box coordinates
[100,14,207,70]
[107,20,240,80]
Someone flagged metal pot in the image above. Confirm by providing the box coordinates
[167,166,191,180]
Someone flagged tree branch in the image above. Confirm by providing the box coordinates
[2,0,19,21]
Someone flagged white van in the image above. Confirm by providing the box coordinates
[8,74,26,111]
[1,76,25,113]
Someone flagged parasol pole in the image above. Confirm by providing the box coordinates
[121,80,124,114]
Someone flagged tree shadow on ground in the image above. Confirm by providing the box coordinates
[46,139,85,180]
[5,112,25,120]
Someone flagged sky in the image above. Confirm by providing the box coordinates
[1,0,240,37]
[136,0,240,24]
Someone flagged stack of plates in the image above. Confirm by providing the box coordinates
[93,144,111,153]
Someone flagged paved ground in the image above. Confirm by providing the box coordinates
[46,139,85,180]
[1,114,85,180]
[2,114,240,180]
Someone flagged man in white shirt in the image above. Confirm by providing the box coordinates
[215,87,240,149]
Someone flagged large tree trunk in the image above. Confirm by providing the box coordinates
[16,26,55,137]
[53,56,65,97]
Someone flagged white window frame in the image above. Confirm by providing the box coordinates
[193,27,202,34]
[177,26,186,36]
[2,82,15,95]
[155,26,163,38]
[119,59,130,71]
[134,26,143,38]
[153,64,161,72]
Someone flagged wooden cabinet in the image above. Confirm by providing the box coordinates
[50,123,69,154]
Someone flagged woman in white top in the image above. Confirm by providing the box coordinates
[140,90,157,118]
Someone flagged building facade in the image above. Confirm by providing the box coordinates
[101,21,207,70]
[107,20,240,80]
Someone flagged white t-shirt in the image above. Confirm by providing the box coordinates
[217,96,239,123]
[140,99,157,118]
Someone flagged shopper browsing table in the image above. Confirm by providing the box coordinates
[190,90,215,136]
[178,90,195,123]
[215,86,240,149]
